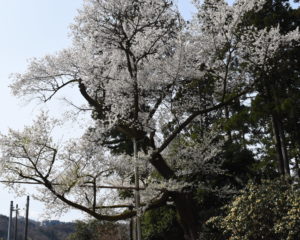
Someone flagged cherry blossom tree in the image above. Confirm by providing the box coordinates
[1,0,299,239]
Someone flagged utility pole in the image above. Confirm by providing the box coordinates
[133,138,141,240]
[14,204,19,240]
[24,196,29,240]
[7,201,13,240]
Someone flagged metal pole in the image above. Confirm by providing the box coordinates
[24,196,29,240]
[14,204,19,240]
[7,201,13,240]
[133,138,141,240]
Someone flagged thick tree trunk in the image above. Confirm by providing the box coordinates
[172,192,199,240]
[150,152,199,240]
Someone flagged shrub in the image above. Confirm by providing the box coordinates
[207,179,300,240]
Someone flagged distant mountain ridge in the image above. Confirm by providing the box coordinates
[0,214,75,240]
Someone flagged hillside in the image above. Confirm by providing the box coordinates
[0,215,75,240]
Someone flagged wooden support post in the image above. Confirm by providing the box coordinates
[133,138,141,240]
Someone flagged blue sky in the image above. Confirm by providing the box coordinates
[0,0,84,221]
